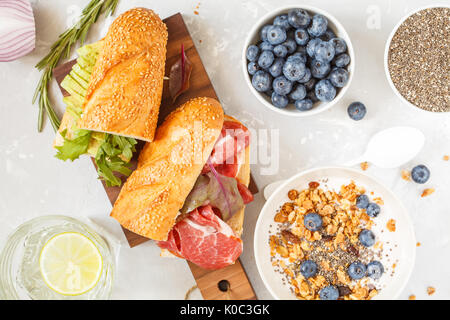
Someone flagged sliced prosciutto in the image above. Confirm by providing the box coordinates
[158,205,243,269]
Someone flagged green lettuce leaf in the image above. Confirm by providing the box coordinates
[55,129,92,161]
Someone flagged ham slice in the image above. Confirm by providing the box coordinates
[157,205,243,269]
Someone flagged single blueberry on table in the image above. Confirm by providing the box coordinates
[273,14,291,30]
[359,229,376,247]
[271,92,289,108]
[288,8,311,29]
[411,165,430,184]
[247,61,259,75]
[314,41,335,63]
[289,84,307,101]
[320,28,336,41]
[295,98,314,111]
[319,285,339,300]
[246,45,259,61]
[269,58,284,77]
[329,68,349,87]
[308,14,328,37]
[251,70,272,92]
[287,52,307,64]
[366,203,380,217]
[310,59,331,79]
[259,41,274,52]
[297,68,312,83]
[273,76,293,95]
[294,28,309,46]
[306,38,322,57]
[260,24,272,42]
[258,50,274,69]
[282,58,306,81]
[266,25,287,45]
[334,53,350,68]
[356,194,370,209]
[347,102,366,120]
[348,261,367,280]
[273,45,288,58]
[330,37,347,55]
[315,79,336,102]
[282,39,297,54]
[304,212,322,231]
[367,261,384,280]
[300,260,318,278]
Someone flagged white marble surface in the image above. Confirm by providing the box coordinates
[0,0,449,300]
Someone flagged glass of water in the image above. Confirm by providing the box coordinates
[0,216,114,300]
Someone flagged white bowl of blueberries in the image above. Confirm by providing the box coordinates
[243,6,354,116]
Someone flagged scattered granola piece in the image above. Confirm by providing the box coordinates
[427,286,435,296]
[416,242,421,247]
[288,189,299,200]
[194,10,199,15]
[309,181,320,189]
[360,162,369,171]
[386,219,396,232]
[444,155,449,161]
[409,294,416,300]
[401,170,411,181]
[421,188,435,197]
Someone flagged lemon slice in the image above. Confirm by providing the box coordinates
[39,232,103,296]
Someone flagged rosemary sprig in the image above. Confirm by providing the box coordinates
[33,0,120,132]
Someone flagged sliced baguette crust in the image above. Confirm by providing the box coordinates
[77,8,167,142]
[110,97,224,241]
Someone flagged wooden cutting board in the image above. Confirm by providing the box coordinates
[53,12,257,300]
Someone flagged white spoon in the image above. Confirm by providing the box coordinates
[264,126,425,200]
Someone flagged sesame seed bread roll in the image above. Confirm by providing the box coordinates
[110,97,225,241]
[77,8,168,142]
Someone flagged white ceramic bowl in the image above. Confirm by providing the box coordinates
[254,167,416,300]
[384,4,450,114]
[242,6,355,117]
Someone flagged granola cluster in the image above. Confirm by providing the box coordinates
[269,181,385,300]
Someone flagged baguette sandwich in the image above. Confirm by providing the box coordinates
[111,97,254,269]
[54,8,168,186]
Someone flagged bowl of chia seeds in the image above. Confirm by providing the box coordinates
[385,5,450,113]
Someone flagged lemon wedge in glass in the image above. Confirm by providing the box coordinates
[39,232,103,296]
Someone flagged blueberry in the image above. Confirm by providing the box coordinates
[273,45,288,58]
[282,59,306,81]
[294,28,309,46]
[260,25,272,42]
[304,77,316,91]
[273,76,293,95]
[271,92,289,108]
[329,68,349,87]
[304,212,322,231]
[295,99,314,111]
[367,261,384,280]
[319,285,339,300]
[288,9,311,29]
[258,50,274,69]
[320,28,336,41]
[356,194,370,209]
[289,84,307,101]
[268,58,284,77]
[259,41,274,52]
[306,38,322,57]
[348,261,367,280]
[251,70,272,92]
[359,229,375,247]
[308,14,328,37]
[273,14,291,30]
[287,52,307,64]
[314,41,335,63]
[366,203,380,217]
[247,61,259,75]
[411,165,430,184]
[246,45,259,61]
[266,25,287,45]
[347,102,366,120]
[310,59,331,79]
[297,68,312,83]
[282,39,297,54]
[330,37,347,55]
[334,53,350,67]
[300,260,317,278]
[315,79,336,102]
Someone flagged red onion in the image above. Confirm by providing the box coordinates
[0,0,35,62]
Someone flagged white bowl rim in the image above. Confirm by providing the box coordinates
[384,3,450,115]
[242,5,355,117]
[254,165,416,300]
